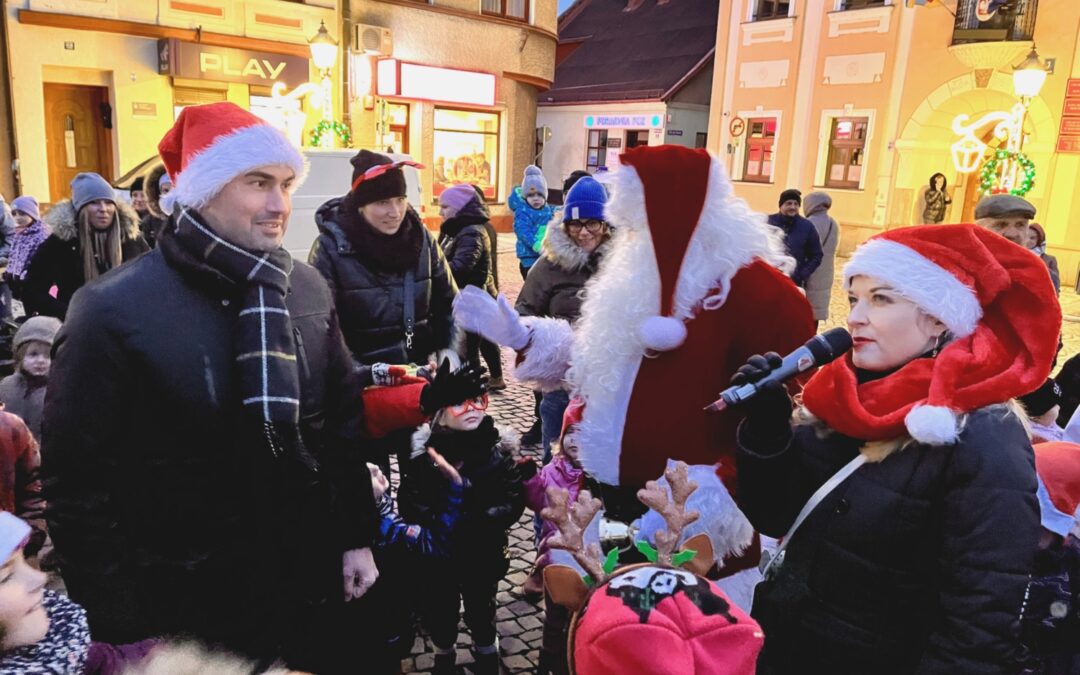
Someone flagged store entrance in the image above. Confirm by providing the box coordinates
[43,83,113,202]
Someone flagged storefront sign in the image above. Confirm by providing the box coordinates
[606,138,622,148]
[157,39,309,88]
[1061,118,1080,136]
[1057,79,1080,154]
[583,114,662,129]
[667,129,683,136]
[377,59,496,107]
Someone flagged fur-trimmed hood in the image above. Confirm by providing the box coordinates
[145,164,170,219]
[409,420,520,460]
[541,217,613,273]
[43,199,142,243]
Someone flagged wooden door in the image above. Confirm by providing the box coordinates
[43,84,113,203]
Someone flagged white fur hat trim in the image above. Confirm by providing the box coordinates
[904,404,960,445]
[843,239,982,339]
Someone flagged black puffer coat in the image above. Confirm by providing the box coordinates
[438,198,496,297]
[737,405,1040,674]
[43,236,376,653]
[515,221,610,323]
[309,198,456,365]
[25,200,149,319]
[401,419,525,581]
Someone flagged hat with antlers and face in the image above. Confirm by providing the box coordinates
[542,462,764,675]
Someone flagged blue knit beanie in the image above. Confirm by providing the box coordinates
[522,165,548,197]
[563,175,607,223]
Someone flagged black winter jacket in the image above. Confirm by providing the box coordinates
[515,222,610,323]
[309,198,457,365]
[737,405,1040,675]
[43,235,377,650]
[25,200,149,319]
[438,199,496,297]
[400,420,525,580]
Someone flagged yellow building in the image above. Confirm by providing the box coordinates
[709,0,1080,286]
[2,0,340,203]
[347,0,557,225]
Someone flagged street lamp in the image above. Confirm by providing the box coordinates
[308,20,339,149]
[1013,47,1049,104]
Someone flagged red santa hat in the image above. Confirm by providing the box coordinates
[158,102,308,214]
[611,146,795,352]
[1033,441,1080,537]
[561,396,585,440]
[833,224,1060,444]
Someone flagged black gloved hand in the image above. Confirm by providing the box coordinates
[729,352,793,438]
[420,358,489,415]
[515,457,540,481]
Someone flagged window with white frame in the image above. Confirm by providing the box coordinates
[825,117,869,189]
[482,0,527,20]
[743,118,777,183]
[754,0,791,20]
[840,0,887,9]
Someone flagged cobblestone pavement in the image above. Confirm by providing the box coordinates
[400,243,1078,674]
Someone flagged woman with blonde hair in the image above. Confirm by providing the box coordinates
[734,223,1060,674]
[23,173,148,318]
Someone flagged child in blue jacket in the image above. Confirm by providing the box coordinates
[508,165,555,280]
[367,451,463,673]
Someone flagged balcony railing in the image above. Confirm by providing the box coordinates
[952,0,1038,45]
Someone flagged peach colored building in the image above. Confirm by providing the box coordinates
[709,0,1080,286]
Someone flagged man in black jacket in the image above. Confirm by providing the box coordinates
[43,103,381,673]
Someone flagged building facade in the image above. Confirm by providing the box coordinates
[709,0,1080,286]
[347,0,557,224]
[536,0,717,199]
[3,0,338,203]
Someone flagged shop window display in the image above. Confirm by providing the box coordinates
[433,107,500,200]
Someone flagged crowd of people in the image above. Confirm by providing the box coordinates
[0,100,1075,675]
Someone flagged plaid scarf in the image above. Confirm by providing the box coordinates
[174,207,302,459]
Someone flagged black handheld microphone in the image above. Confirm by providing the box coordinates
[706,328,853,412]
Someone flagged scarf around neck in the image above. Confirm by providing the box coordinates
[173,207,304,461]
[1,591,90,674]
[801,354,938,442]
[7,221,48,280]
[341,193,424,273]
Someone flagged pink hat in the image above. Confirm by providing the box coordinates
[438,184,478,218]
[158,102,307,214]
[571,564,763,674]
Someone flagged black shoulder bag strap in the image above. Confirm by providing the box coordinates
[403,267,416,354]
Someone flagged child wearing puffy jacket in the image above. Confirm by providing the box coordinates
[508,165,555,280]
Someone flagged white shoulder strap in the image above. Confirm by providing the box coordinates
[761,453,867,577]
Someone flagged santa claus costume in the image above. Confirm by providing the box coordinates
[454,145,815,603]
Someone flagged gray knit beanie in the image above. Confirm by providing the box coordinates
[522,165,548,198]
[14,316,62,351]
[70,172,115,213]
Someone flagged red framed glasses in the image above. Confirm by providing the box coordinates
[448,394,489,417]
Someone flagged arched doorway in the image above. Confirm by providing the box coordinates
[894,70,1055,225]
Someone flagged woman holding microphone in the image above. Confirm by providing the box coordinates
[734,224,1060,674]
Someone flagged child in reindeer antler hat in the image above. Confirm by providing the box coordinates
[541,462,764,675]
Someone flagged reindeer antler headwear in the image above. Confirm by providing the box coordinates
[541,461,763,675]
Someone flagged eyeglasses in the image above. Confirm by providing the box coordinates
[448,394,489,417]
[566,220,605,235]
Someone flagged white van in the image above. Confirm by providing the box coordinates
[286,149,423,260]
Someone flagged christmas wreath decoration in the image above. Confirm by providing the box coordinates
[979,149,1035,197]
[310,120,352,148]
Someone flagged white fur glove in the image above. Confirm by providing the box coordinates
[453,286,531,350]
